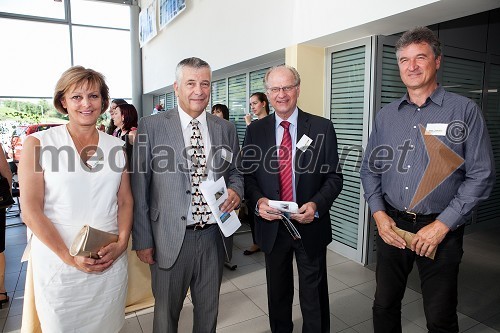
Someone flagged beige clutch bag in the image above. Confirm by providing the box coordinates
[392,226,436,260]
[69,225,118,259]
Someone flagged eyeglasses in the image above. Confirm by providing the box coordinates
[267,85,297,94]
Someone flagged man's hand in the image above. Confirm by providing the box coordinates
[373,211,406,249]
[219,188,241,213]
[411,219,449,257]
[136,248,155,265]
[256,198,282,221]
[290,202,317,224]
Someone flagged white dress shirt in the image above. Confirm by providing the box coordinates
[178,107,215,225]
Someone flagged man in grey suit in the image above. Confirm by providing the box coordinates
[132,57,244,333]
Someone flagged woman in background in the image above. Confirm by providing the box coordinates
[243,92,270,255]
[19,66,133,332]
[211,103,230,120]
[112,103,138,166]
[0,144,12,308]
[106,98,128,136]
[244,92,270,126]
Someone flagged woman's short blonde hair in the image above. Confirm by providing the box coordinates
[53,66,110,115]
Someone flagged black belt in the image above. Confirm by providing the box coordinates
[186,223,216,231]
[385,202,439,223]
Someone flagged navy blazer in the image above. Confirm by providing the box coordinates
[241,109,343,257]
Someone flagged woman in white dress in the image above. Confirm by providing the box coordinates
[18,66,133,333]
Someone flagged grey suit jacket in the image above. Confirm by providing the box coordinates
[131,107,244,269]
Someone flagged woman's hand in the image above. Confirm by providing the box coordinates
[244,114,252,125]
[95,240,128,266]
[71,255,113,273]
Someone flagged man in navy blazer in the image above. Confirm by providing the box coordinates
[241,65,343,333]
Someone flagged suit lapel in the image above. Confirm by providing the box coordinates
[265,115,280,198]
[206,114,222,179]
[164,108,189,180]
[295,109,311,188]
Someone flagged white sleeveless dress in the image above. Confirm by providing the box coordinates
[30,125,128,333]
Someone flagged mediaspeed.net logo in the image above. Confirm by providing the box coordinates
[408,121,467,210]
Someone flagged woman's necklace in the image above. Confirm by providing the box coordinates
[66,124,99,169]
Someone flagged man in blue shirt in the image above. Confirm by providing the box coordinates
[360,26,495,333]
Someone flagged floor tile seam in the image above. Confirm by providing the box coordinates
[215,314,269,332]
[237,286,269,316]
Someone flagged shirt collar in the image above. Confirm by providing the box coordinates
[397,84,445,110]
[178,106,208,130]
[275,107,299,130]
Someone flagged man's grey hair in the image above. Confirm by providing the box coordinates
[264,65,301,89]
[175,57,212,82]
[395,26,442,60]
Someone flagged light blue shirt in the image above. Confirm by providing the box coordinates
[275,108,298,202]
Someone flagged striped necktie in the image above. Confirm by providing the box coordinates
[279,121,293,201]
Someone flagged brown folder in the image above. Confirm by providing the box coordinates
[392,226,436,260]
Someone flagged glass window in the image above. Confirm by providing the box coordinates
[329,45,367,250]
[0,18,71,97]
[0,0,66,20]
[71,0,130,29]
[211,79,227,106]
[72,26,132,99]
[166,91,176,109]
[441,57,484,105]
[249,67,274,116]
[477,63,500,225]
[228,74,247,145]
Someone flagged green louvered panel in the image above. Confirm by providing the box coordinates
[329,45,366,249]
[165,92,176,109]
[228,74,247,145]
[477,63,500,224]
[250,68,267,94]
[250,67,275,116]
[381,45,406,107]
[153,96,160,108]
[211,79,227,106]
[442,57,484,105]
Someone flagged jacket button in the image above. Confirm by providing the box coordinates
[181,216,186,221]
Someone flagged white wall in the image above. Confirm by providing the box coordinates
[139,0,499,94]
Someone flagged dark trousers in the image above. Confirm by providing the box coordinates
[373,217,464,333]
[265,222,330,333]
[246,199,257,244]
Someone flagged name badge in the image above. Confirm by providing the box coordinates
[296,134,313,151]
[221,148,233,163]
[425,123,448,136]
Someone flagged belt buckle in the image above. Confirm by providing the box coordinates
[405,211,417,222]
[193,223,204,231]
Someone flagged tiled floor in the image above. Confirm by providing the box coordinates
[1,215,499,332]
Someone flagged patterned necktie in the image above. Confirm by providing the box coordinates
[279,121,293,201]
[190,119,211,226]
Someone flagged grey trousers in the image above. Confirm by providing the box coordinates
[150,225,225,333]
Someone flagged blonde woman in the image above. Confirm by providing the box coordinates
[19,66,133,332]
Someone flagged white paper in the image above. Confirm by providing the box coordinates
[425,123,448,136]
[296,134,313,151]
[268,200,299,213]
[221,148,233,163]
[199,177,241,237]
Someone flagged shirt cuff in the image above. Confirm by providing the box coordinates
[367,197,386,215]
[436,207,465,231]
